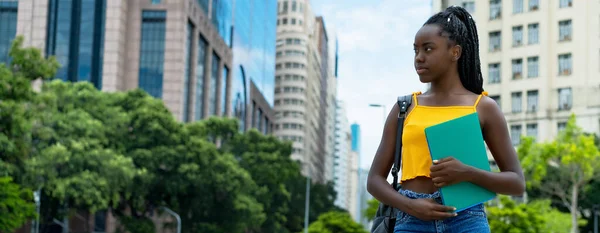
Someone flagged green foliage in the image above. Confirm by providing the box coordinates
[117,216,155,233]
[486,196,583,233]
[0,176,36,232]
[517,114,600,232]
[304,211,368,233]
[0,39,342,232]
[364,198,379,221]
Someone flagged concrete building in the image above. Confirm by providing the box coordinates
[9,0,235,124]
[433,0,600,158]
[333,100,352,211]
[347,149,359,221]
[273,0,337,184]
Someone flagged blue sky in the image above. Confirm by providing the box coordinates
[312,0,433,169]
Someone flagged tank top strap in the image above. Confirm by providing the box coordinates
[473,91,488,108]
[412,91,422,106]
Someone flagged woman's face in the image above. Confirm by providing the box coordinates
[413,24,459,83]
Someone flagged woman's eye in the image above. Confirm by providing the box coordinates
[425,47,432,51]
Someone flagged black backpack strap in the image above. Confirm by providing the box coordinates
[391,94,413,191]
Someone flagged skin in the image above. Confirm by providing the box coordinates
[366,24,526,221]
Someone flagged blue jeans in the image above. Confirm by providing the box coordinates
[394,189,490,233]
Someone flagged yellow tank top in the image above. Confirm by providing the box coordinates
[400,91,488,182]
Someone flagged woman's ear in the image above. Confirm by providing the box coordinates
[452,45,462,61]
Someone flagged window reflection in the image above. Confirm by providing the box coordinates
[46,0,106,89]
[138,10,167,98]
[0,1,18,64]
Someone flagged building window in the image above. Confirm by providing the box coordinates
[462,1,475,13]
[291,18,296,25]
[46,0,107,89]
[513,0,523,13]
[512,58,523,80]
[282,1,288,13]
[490,0,502,20]
[557,122,567,132]
[512,26,523,46]
[209,53,221,116]
[211,0,232,47]
[183,22,194,122]
[282,18,288,25]
[490,95,501,108]
[559,0,572,8]
[510,124,522,145]
[558,87,572,110]
[559,20,572,41]
[526,123,538,140]
[529,0,539,11]
[221,66,228,116]
[528,23,539,44]
[489,63,501,84]
[511,91,522,113]
[556,122,567,133]
[139,10,166,98]
[151,0,161,4]
[0,0,18,64]
[194,36,208,120]
[558,53,572,76]
[489,31,501,52]
[527,56,539,78]
[527,90,538,112]
[291,0,297,11]
[197,0,209,13]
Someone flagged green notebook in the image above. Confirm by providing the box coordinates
[424,112,496,212]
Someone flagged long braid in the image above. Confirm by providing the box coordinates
[424,6,484,94]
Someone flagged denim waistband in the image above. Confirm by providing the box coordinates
[399,189,441,199]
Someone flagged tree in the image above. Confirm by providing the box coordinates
[364,198,379,221]
[304,211,368,233]
[518,114,600,233]
[0,36,59,184]
[486,195,580,233]
[0,176,36,232]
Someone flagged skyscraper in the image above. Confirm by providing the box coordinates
[273,0,337,184]
[333,100,352,211]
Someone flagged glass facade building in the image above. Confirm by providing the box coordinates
[211,0,232,47]
[0,0,18,64]
[232,0,278,130]
[46,0,106,89]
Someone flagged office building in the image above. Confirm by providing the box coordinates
[232,0,278,134]
[273,0,337,184]
[333,100,353,211]
[433,0,600,158]
[13,0,234,123]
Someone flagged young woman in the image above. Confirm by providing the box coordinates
[366,6,526,233]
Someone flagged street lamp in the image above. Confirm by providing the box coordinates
[161,206,181,233]
[304,166,311,233]
[368,104,387,123]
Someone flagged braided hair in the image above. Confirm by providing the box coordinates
[424,6,484,94]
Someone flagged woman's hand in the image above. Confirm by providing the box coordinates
[429,157,473,188]
[405,198,457,221]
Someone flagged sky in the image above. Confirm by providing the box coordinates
[311,0,432,169]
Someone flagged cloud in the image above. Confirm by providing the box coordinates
[313,0,433,169]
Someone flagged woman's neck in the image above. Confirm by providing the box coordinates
[428,73,466,95]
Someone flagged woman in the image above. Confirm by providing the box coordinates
[366,6,526,233]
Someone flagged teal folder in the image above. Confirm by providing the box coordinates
[424,112,496,212]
